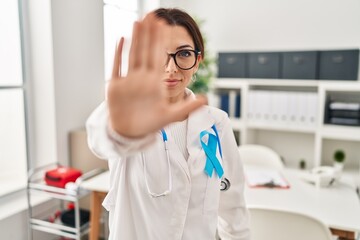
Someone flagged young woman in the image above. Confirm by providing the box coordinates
[87,8,250,240]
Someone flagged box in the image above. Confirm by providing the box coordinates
[319,49,359,80]
[218,52,246,78]
[248,52,280,79]
[45,167,82,188]
[282,51,318,79]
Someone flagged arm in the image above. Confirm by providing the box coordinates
[218,117,250,240]
[86,101,156,159]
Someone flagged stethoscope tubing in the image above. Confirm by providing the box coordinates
[143,126,230,198]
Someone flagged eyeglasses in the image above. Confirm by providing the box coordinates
[165,49,201,70]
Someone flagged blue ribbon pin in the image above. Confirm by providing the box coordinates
[200,125,224,178]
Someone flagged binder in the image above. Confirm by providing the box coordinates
[247,91,256,120]
[256,90,271,123]
[220,93,230,115]
[307,93,318,125]
[235,93,241,118]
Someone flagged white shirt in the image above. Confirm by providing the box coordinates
[86,90,250,240]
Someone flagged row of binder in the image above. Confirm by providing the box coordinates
[214,90,319,126]
[325,101,360,126]
[215,90,241,118]
[247,90,318,126]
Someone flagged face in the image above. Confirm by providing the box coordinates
[160,24,200,101]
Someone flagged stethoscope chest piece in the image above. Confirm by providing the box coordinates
[220,177,230,191]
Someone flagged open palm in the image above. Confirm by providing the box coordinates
[107,15,205,138]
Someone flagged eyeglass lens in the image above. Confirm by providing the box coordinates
[165,50,198,70]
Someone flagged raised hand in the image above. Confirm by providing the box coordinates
[107,14,206,138]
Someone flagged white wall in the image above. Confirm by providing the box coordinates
[51,0,105,165]
[160,0,360,53]
[25,0,105,168]
[26,0,57,169]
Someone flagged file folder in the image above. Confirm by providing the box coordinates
[245,169,290,189]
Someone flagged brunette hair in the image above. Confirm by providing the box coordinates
[153,8,205,59]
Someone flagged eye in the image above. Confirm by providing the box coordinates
[177,50,193,58]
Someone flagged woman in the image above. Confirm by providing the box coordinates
[87,8,250,240]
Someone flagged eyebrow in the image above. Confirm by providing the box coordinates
[176,44,194,50]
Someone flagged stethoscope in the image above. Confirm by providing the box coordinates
[142,126,231,198]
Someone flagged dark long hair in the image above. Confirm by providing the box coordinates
[153,8,205,59]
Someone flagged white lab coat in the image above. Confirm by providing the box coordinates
[86,91,250,240]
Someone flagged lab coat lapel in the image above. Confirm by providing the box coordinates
[163,130,192,182]
[187,106,215,164]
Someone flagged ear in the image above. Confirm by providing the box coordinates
[193,55,203,73]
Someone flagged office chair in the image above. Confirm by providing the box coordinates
[238,144,284,170]
[249,207,333,240]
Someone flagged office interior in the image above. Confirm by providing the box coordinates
[1,0,359,239]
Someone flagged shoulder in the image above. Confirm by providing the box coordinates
[202,105,231,135]
[204,105,229,122]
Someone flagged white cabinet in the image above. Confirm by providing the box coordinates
[210,78,360,176]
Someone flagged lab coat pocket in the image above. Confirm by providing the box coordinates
[141,140,171,195]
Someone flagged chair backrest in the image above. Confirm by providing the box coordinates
[238,144,284,170]
[249,207,333,240]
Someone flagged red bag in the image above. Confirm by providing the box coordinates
[45,167,82,188]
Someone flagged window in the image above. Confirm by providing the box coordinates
[103,0,140,79]
[0,0,28,196]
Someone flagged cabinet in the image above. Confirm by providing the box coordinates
[27,163,103,240]
[210,78,360,179]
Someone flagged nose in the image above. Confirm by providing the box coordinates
[165,56,178,73]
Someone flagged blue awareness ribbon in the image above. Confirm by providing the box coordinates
[200,125,224,178]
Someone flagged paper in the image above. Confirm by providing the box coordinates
[245,169,290,188]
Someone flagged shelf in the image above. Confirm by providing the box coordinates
[212,79,247,89]
[214,78,320,87]
[245,79,319,87]
[214,78,360,88]
[28,181,90,202]
[30,217,89,239]
[320,81,360,91]
[321,125,360,142]
[211,78,360,178]
[247,122,316,134]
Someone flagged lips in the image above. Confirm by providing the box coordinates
[164,79,181,87]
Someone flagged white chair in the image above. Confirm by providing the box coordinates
[249,207,333,240]
[238,144,284,170]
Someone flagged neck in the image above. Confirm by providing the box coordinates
[168,91,186,104]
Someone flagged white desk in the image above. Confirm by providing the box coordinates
[82,169,360,240]
[245,168,360,239]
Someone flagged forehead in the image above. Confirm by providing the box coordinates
[160,24,195,50]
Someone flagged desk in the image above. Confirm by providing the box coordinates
[81,171,110,240]
[245,168,360,239]
[82,169,360,240]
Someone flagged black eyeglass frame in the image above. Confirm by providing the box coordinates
[166,49,202,70]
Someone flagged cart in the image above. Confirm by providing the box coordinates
[27,163,104,240]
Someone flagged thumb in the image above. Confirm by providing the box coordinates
[163,96,207,123]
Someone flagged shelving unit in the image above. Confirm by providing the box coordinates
[27,163,104,240]
[210,78,360,175]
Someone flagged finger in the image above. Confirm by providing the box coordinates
[112,37,124,79]
[139,14,153,69]
[149,19,167,72]
[128,21,141,70]
[162,97,207,123]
